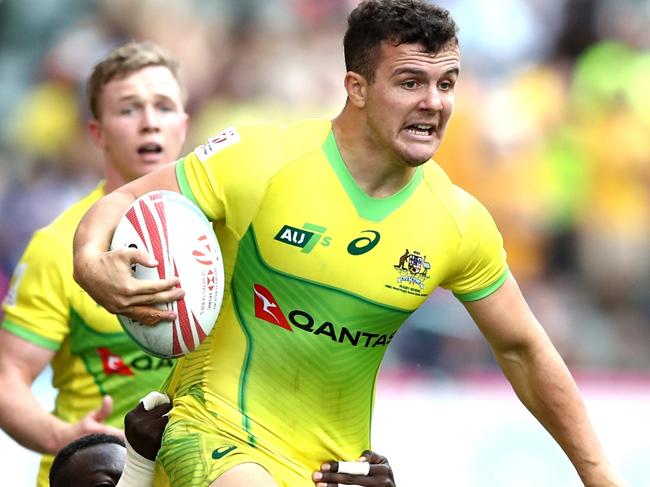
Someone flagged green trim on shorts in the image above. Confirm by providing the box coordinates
[453,267,509,302]
[1,320,60,350]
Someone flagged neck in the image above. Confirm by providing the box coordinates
[332,109,418,198]
[103,162,127,194]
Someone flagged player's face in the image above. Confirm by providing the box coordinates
[89,65,188,185]
[57,443,125,486]
[364,41,459,166]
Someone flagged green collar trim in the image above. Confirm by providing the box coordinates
[322,130,423,222]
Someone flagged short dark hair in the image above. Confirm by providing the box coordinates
[49,434,125,487]
[87,41,185,119]
[344,0,459,82]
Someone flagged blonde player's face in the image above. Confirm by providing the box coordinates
[364,41,459,166]
[90,65,188,184]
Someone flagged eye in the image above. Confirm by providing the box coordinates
[401,80,418,90]
[439,80,455,91]
[157,103,175,112]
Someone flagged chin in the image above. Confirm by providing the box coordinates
[403,149,435,167]
[398,140,438,167]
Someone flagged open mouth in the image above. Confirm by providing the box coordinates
[405,124,434,137]
[137,142,163,155]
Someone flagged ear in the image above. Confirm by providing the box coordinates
[343,71,368,108]
[87,118,105,149]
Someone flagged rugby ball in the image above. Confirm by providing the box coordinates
[109,190,224,358]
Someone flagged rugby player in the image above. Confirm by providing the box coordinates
[0,41,188,486]
[72,1,624,486]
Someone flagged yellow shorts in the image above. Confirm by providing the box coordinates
[154,395,314,487]
[36,455,53,487]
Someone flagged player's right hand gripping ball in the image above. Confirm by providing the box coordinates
[110,190,224,358]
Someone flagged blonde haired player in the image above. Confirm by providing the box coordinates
[0,41,188,486]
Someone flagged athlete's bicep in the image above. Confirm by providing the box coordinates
[0,329,54,384]
[463,274,547,355]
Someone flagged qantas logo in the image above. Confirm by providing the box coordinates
[252,284,395,348]
[97,348,134,376]
[96,348,174,375]
[253,284,292,330]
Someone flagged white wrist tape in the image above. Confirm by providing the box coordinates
[337,461,370,475]
[116,438,155,487]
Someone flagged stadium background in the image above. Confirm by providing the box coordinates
[0,0,649,484]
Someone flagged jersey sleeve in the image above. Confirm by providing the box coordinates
[1,228,71,350]
[175,124,282,239]
[440,188,508,301]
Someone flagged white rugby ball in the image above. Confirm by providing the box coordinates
[109,190,224,358]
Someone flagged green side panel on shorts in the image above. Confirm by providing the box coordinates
[158,428,208,486]
[322,130,423,222]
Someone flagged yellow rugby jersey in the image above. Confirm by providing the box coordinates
[2,184,174,487]
[169,119,507,480]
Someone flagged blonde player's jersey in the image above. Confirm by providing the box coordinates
[2,184,174,487]
[169,119,507,478]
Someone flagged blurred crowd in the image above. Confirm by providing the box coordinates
[0,0,649,374]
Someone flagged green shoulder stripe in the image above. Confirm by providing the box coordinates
[1,320,60,351]
[175,158,201,209]
[453,267,509,302]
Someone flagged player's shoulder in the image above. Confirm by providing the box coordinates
[237,118,330,145]
[422,161,469,204]
[192,119,331,164]
[422,161,492,228]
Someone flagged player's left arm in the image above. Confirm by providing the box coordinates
[464,273,625,487]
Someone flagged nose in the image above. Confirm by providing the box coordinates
[419,87,443,111]
[141,105,160,132]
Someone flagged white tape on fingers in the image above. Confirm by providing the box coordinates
[337,461,370,475]
[140,391,170,411]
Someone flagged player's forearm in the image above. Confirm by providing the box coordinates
[495,341,618,486]
[0,372,69,454]
[73,190,136,261]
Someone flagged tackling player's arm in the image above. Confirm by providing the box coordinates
[464,274,624,487]
[313,450,396,487]
[73,163,183,325]
[0,331,123,454]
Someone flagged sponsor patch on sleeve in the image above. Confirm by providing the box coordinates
[193,127,240,162]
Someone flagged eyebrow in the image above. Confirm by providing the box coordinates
[392,67,460,78]
[117,94,177,103]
